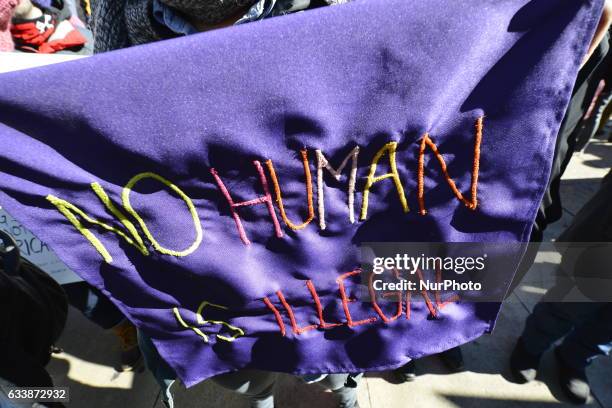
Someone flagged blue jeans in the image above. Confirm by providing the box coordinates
[62,282,125,329]
[138,330,360,408]
[315,373,360,408]
[138,331,276,408]
[522,300,612,370]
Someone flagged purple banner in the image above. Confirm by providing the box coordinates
[0,0,603,387]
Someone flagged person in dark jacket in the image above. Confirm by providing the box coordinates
[0,229,68,408]
[510,169,612,405]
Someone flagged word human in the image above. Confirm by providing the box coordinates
[46,118,483,263]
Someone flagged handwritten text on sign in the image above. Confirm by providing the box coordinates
[44,118,483,341]
[0,207,82,284]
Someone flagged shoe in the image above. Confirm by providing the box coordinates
[510,338,542,383]
[393,360,416,383]
[111,320,142,372]
[439,346,465,372]
[554,347,592,404]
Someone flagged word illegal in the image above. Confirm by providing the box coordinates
[174,269,463,343]
[46,118,483,263]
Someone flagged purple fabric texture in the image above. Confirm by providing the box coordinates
[0,0,603,386]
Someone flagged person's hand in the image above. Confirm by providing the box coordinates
[582,0,612,66]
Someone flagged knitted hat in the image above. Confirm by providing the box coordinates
[0,0,18,51]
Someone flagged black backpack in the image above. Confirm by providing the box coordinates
[0,229,68,387]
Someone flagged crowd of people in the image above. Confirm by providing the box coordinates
[0,0,611,407]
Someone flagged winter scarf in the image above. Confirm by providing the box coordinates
[92,0,350,52]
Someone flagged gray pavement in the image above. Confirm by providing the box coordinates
[46,139,612,408]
